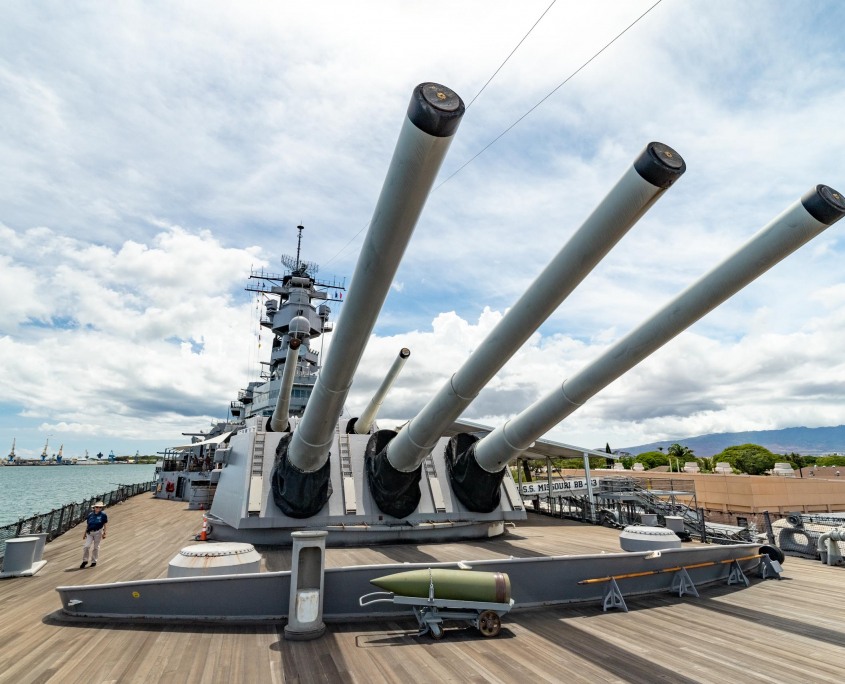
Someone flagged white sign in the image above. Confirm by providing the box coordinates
[519,478,600,498]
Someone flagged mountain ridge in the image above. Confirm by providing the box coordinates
[619,424,845,458]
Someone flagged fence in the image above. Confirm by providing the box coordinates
[525,475,762,544]
[762,511,845,560]
[0,481,156,562]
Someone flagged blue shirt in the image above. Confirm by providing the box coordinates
[86,511,108,532]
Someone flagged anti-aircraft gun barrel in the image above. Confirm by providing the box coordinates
[269,338,301,433]
[272,83,465,518]
[469,185,845,484]
[367,143,686,517]
[351,348,411,435]
[269,312,313,433]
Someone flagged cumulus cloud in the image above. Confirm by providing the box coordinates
[346,294,845,452]
[0,225,263,455]
[1,1,844,457]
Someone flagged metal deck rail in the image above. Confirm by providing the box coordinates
[529,474,755,543]
[0,480,156,562]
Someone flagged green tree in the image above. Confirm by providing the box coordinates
[605,442,614,468]
[552,456,607,470]
[713,444,778,475]
[635,450,669,470]
[697,456,714,473]
[588,456,606,469]
[816,455,845,466]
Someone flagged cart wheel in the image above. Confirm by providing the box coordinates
[429,624,444,640]
[478,610,501,637]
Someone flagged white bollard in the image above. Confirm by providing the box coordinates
[285,530,328,640]
[1,537,48,577]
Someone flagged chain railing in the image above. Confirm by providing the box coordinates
[0,481,156,562]
[762,511,845,559]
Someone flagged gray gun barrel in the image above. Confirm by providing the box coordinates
[269,338,302,433]
[290,83,464,472]
[384,142,686,475]
[472,184,845,475]
[271,83,465,519]
[352,348,411,435]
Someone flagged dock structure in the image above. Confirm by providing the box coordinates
[1,495,843,683]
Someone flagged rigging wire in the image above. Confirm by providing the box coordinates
[323,0,663,267]
[434,0,663,191]
[325,223,369,269]
[322,2,556,269]
[465,0,558,110]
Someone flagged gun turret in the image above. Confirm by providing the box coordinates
[368,142,687,518]
[449,184,845,511]
[348,348,411,435]
[271,82,466,518]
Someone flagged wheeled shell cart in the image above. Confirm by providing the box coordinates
[359,591,513,639]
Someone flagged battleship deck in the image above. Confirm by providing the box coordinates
[1,495,843,683]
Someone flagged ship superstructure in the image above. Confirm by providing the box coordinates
[231,225,344,425]
[155,226,345,508]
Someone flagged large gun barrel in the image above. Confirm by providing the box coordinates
[351,348,411,435]
[469,185,845,482]
[367,143,686,517]
[272,83,465,518]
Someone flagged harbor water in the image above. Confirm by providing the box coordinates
[0,464,157,527]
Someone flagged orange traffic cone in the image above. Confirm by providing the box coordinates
[200,513,208,541]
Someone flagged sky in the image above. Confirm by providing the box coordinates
[2,1,845,460]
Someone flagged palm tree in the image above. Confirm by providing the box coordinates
[787,452,806,478]
[667,443,695,472]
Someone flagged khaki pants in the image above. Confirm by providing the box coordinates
[82,529,104,563]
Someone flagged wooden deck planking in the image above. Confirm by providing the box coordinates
[1,494,844,683]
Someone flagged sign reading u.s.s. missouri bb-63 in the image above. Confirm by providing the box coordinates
[519,478,601,498]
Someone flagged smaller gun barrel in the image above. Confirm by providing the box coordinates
[473,184,845,473]
[353,348,411,434]
[269,338,302,433]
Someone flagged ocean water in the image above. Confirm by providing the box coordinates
[0,463,157,527]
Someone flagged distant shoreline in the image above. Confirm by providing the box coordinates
[3,458,159,467]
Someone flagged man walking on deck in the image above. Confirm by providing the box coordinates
[80,502,108,568]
